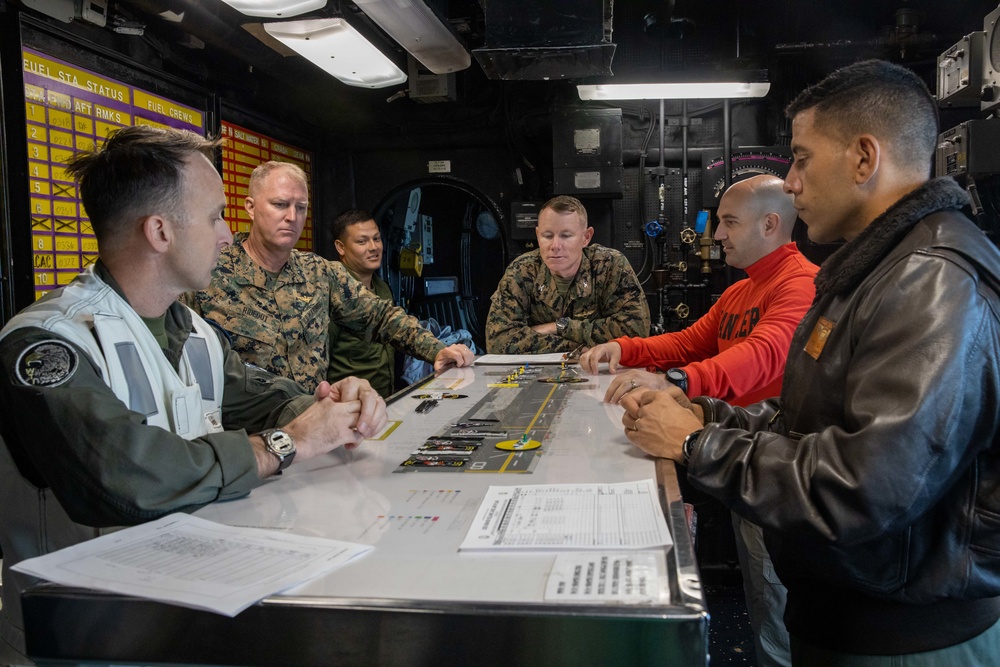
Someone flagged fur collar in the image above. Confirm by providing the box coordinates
[815,178,970,296]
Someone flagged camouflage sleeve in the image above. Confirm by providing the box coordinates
[327,262,445,361]
[485,264,573,354]
[562,251,650,346]
[176,290,200,313]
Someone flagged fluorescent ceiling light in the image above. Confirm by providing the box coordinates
[220,0,327,18]
[577,82,771,100]
[355,0,470,74]
[263,18,407,89]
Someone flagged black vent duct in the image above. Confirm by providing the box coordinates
[473,0,615,80]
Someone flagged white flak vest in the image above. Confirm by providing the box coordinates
[0,265,225,665]
[0,266,226,436]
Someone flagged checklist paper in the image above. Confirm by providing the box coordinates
[12,513,373,616]
[459,479,672,551]
[544,551,666,604]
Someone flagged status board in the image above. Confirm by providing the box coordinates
[21,47,204,300]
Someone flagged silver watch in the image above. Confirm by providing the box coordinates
[262,428,296,472]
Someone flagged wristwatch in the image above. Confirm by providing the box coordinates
[682,429,703,465]
[666,367,689,394]
[261,428,296,472]
[555,317,570,336]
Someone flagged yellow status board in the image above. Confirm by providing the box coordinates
[22,47,204,300]
[220,121,314,251]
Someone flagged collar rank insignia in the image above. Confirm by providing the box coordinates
[804,316,835,361]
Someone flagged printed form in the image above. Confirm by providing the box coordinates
[459,479,672,551]
[12,513,373,616]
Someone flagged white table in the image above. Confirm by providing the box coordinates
[24,365,708,666]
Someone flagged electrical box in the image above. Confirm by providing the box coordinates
[982,5,1000,112]
[408,56,457,104]
[424,276,459,295]
[937,32,984,108]
[936,119,1000,178]
[419,214,435,264]
[552,108,623,197]
[77,0,108,26]
[510,201,542,241]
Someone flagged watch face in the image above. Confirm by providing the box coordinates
[268,430,295,456]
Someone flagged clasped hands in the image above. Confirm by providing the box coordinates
[619,385,704,462]
[285,376,388,460]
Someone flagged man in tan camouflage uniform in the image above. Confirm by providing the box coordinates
[184,162,473,391]
[485,195,649,354]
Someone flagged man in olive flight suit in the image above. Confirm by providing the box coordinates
[0,127,388,665]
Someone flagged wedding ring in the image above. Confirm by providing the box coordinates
[630,379,638,390]
[632,418,640,432]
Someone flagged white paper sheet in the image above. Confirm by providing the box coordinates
[474,353,579,365]
[12,513,373,616]
[544,551,665,603]
[459,479,672,550]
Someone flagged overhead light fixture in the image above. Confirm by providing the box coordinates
[577,82,770,100]
[354,0,470,74]
[220,0,327,19]
[263,18,407,89]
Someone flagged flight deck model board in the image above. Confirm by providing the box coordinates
[396,364,588,473]
[21,47,204,300]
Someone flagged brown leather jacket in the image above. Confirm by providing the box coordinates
[689,178,1000,654]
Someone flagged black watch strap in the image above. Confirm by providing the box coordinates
[262,428,296,472]
[666,367,689,394]
[682,429,703,465]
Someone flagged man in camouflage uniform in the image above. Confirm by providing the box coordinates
[184,162,473,392]
[486,195,649,354]
[328,209,396,397]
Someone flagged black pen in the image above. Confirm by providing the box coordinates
[415,399,438,413]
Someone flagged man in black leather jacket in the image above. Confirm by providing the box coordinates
[620,60,1000,665]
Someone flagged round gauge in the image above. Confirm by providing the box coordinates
[476,211,500,240]
[712,165,788,201]
[704,151,793,204]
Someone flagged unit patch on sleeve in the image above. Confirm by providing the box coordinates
[15,340,79,387]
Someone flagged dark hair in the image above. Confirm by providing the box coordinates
[785,59,938,172]
[331,208,375,243]
[540,195,588,226]
[64,126,222,248]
